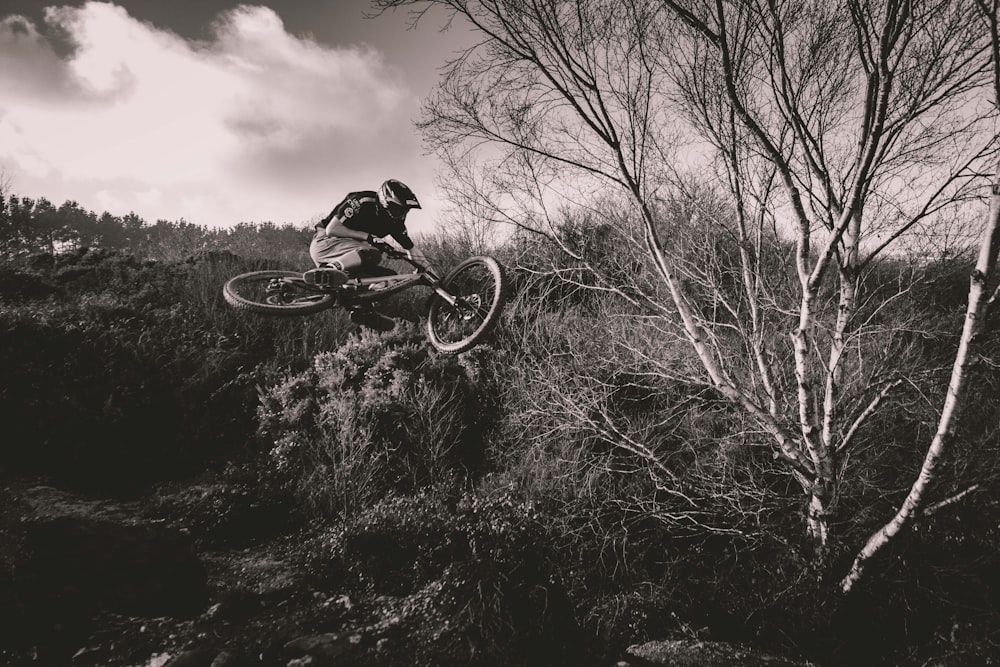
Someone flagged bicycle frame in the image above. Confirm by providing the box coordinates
[298,243,457,308]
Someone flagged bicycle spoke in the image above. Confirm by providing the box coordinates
[427,257,505,353]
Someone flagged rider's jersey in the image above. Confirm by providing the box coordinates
[317,191,415,250]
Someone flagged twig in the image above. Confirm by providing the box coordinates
[922,484,981,516]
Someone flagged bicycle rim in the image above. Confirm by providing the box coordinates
[426,257,505,354]
[223,271,337,316]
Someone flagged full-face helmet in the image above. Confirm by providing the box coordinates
[379,179,421,220]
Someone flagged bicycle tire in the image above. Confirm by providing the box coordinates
[426,256,506,354]
[223,270,337,316]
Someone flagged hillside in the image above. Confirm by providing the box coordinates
[1,230,999,666]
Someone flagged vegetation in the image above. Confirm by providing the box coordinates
[1,194,999,665]
[375,0,1000,595]
[0,191,313,264]
[3,1,1000,662]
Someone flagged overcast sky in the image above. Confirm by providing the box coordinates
[0,0,473,234]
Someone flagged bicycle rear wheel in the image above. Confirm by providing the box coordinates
[223,270,337,316]
[426,257,506,354]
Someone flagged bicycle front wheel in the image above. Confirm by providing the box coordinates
[223,271,337,316]
[426,257,506,354]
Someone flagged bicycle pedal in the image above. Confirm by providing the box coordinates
[304,267,348,287]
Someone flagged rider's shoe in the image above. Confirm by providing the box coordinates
[349,305,395,332]
[304,267,348,287]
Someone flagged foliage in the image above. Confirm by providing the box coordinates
[257,326,496,517]
[0,245,357,495]
[307,489,590,666]
[3,209,1000,665]
[0,191,313,265]
[503,211,653,312]
[0,250,254,493]
[385,0,1000,599]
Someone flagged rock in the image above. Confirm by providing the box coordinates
[284,632,366,664]
[203,602,226,620]
[18,484,140,523]
[71,644,104,665]
[162,648,218,667]
[142,654,173,667]
[200,590,263,623]
[321,594,353,613]
[210,650,248,666]
[626,640,817,666]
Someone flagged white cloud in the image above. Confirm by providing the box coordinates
[0,2,441,232]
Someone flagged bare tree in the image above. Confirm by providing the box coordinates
[378,0,999,566]
[658,0,998,548]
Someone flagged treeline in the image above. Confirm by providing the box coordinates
[0,193,313,264]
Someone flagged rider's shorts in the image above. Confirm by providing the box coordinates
[310,230,367,267]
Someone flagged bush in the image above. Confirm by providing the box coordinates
[0,250,276,493]
[257,325,496,518]
[307,489,591,666]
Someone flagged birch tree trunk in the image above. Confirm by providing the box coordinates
[840,169,1000,592]
[840,0,1000,593]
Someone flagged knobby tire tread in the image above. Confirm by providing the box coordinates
[426,256,506,354]
[223,270,337,316]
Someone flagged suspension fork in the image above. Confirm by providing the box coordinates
[423,273,460,306]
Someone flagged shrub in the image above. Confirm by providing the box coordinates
[308,489,591,666]
[0,249,278,493]
[257,325,496,518]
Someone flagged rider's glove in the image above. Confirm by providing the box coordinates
[407,248,439,278]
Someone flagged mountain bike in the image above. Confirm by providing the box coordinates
[222,241,506,354]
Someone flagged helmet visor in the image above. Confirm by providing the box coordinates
[386,201,408,219]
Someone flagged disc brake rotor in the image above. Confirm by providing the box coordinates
[458,294,483,320]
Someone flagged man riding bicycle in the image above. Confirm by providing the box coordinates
[309,179,435,331]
